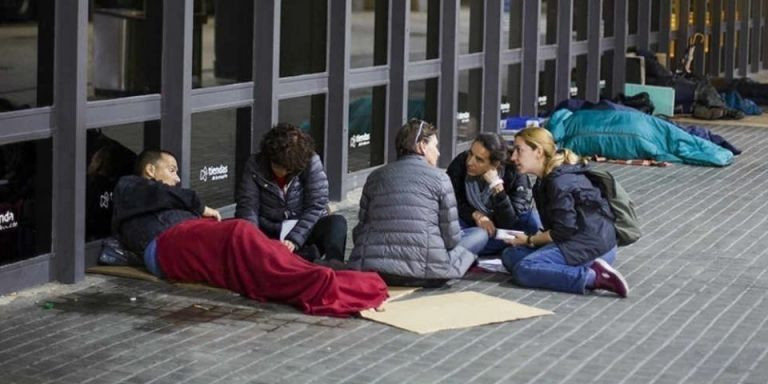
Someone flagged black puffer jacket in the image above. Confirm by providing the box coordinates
[446,151,533,228]
[535,164,616,265]
[111,175,204,254]
[235,153,328,247]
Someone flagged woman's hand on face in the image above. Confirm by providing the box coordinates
[482,168,501,184]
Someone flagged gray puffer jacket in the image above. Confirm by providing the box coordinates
[348,155,476,279]
[235,153,328,247]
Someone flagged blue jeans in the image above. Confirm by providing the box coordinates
[143,238,163,278]
[501,243,617,294]
[459,210,542,256]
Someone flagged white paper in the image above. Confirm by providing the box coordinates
[280,219,298,241]
[477,258,510,274]
[495,228,525,241]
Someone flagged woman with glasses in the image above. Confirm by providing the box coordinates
[348,119,477,287]
[446,132,540,256]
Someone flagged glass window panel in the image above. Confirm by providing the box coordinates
[603,0,615,37]
[350,0,388,68]
[628,0,639,35]
[573,54,588,100]
[573,0,588,42]
[88,1,163,100]
[278,94,327,160]
[538,59,556,116]
[85,123,144,241]
[459,0,484,54]
[600,50,614,99]
[501,63,521,121]
[190,108,242,208]
[0,138,52,265]
[652,0,661,31]
[409,0,439,61]
[195,0,253,88]
[348,86,386,173]
[407,78,438,124]
[0,0,54,109]
[541,0,557,45]
[457,68,482,143]
[504,0,522,49]
[280,0,328,77]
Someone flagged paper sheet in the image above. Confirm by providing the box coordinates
[280,219,298,241]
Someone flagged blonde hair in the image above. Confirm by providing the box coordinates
[514,127,586,176]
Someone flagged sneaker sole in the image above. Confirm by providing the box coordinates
[594,258,630,298]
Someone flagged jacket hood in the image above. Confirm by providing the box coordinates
[545,162,591,179]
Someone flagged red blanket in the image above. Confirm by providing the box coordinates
[156,219,388,317]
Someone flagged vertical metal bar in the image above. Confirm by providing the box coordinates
[676,0,691,72]
[53,0,88,283]
[586,0,602,102]
[750,0,761,73]
[388,0,407,162]
[724,0,736,78]
[252,0,280,152]
[327,0,350,199]
[555,0,573,105]
[161,0,193,187]
[482,0,502,133]
[738,0,750,77]
[693,0,706,75]
[520,0,540,116]
[612,0,627,97]
[763,0,768,69]
[437,0,458,167]
[637,0,652,51]
[709,0,723,76]
[659,0,672,59]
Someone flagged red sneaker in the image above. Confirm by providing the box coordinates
[590,258,629,298]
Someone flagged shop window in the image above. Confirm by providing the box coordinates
[190,108,242,208]
[457,68,482,143]
[0,139,52,265]
[409,0,440,61]
[278,95,327,160]
[350,0,388,68]
[348,86,386,173]
[279,0,328,77]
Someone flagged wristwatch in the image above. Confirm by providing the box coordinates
[526,234,535,248]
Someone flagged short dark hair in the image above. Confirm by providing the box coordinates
[260,123,315,173]
[395,118,437,157]
[472,133,508,164]
[134,149,176,176]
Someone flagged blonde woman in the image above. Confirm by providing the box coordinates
[502,127,628,297]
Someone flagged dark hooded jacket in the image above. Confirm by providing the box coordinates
[535,163,616,265]
[235,153,328,247]
[111,175,204,255]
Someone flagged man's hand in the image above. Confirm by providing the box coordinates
[202,206,222,221]
[473,211,496,237]
[281,240,296,252]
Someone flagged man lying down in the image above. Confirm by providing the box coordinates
[111,149,388,317]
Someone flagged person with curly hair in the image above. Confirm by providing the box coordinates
[236,123,347,264]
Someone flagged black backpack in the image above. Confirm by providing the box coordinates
[585,170,642,246]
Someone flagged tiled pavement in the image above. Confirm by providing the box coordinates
[3,124,768,384]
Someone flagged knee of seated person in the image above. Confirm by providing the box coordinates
[501,247,526,271]
[327,214,347,229]
[512,262,536,286]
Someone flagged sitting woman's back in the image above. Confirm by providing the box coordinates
[348,120,476,286]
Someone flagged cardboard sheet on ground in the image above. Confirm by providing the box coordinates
[361,291,553,334]
[86,266,229,293]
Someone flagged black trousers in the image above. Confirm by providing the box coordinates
[300,214,347,262]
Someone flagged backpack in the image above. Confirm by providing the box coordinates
[585,170,642,246]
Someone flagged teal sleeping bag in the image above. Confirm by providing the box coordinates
[547,109,733,167]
